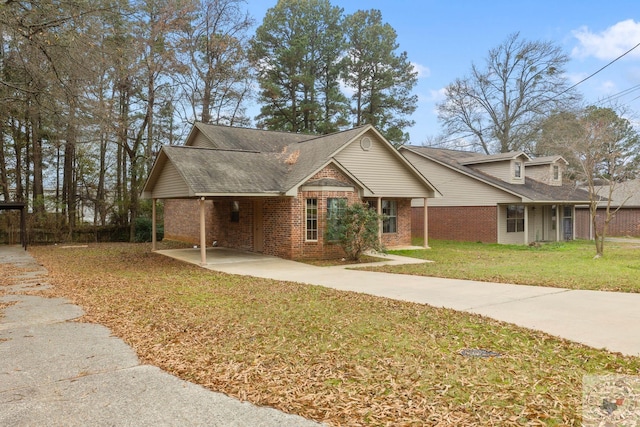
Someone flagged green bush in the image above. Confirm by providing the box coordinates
[325,201,384,261]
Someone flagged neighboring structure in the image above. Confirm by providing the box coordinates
[575,179,640,239]
[400,146,591,245]
[142,123,439,263]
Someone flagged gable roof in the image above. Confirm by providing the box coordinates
[401,146,590,204]
[143,124,438,199]
[526,155,569,166]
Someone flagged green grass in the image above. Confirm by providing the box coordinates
[375,239,640,292]
[26,243,640,426]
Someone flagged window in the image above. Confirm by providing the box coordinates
[506,205,525,233]
[306,198,318,241]
[382,200,397,233]
[327,198,345,223]
[230,201,240,222]
[553,165,559,180]
[326,198,346,241]
[514,161,522,179]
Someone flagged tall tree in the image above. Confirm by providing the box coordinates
[177,0,253,127]
[539,106,640,257]
[249,0,347,134]
[343,9,418,145]
[437,32,580,154]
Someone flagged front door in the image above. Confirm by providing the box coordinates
[253,200,264,252]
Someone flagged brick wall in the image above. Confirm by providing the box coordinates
[576,207,640,239]
[379,198,412,248]
[294,164,362,259]
[163,199,215,245]
[210,199,253,250]
[413,206,497,243]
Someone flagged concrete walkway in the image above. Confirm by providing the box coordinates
[159,247,640,357]
[0,246,322,427]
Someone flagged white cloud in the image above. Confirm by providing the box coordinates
[412,62,431,78]
[428,87,447,102]
[572,19,640,60]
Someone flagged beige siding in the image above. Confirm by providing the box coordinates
[335,132,433,198]
[403,151,520,207]
[473,160,525,185]
[526,163,563,186]
[151,160,191,198]
[189,132,216,148]
[472,161,512,182]
[497,205,525,244]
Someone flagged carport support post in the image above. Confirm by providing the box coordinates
[151,198,157,251]
[199,197,207,265]
[423,198,430,249]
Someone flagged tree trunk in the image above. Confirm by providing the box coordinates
[31,105,45,217]
[0,126,10,201]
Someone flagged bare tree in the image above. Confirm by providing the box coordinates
[177,0,254,127]
[437,32,580,154]
[539,106,640,257]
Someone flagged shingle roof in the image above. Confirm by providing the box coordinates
[163,146,287,194]
[592,179,640,207]
[527,155,568,166]
[148,124,372,196]
[403,146,591,203]
[191,122,315,151]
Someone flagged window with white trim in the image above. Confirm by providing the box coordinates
[506,205,525,233]
[327,198,345,224]
[553,165,559,180]
[306,198,318,241]
[382,200,397,233]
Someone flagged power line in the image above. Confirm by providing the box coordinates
[556,41,640,98]
[597,83,640,105]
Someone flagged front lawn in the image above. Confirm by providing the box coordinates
[377,239,640,292]
[25,243,640,426]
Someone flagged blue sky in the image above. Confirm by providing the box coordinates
[245,1,640,145]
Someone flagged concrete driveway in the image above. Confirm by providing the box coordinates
[158,247,640,357]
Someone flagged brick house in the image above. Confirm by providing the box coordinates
[400,146,591,245]
[142,123,439,263]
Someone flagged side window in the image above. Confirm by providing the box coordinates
[553,165,559,180]
[382,200,397,233]
[306,198,318,241]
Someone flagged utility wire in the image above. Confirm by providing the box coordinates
[556,41,640,98]
[597,83,640,105]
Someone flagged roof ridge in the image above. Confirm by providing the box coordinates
[165,145,260,154]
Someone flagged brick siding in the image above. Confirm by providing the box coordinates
[575,207,640,239]
[413,206,497,243]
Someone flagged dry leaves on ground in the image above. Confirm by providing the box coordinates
[28,243,640,426]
